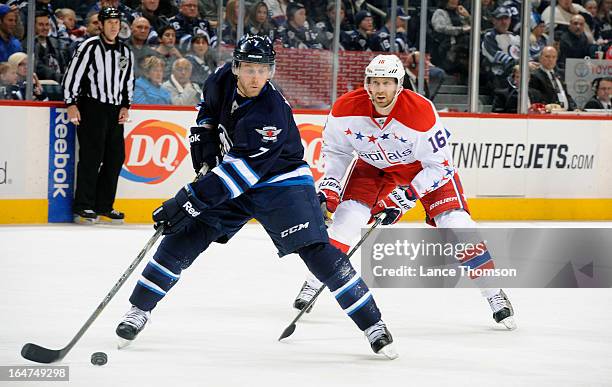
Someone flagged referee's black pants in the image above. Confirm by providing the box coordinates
[73,98,125,214]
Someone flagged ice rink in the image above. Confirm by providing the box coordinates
[1,222,611,387]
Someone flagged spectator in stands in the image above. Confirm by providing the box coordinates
[7,52,47,100]
[492,64,541,113]
[221,0,239,45]
[482,7,521,89]
[198,0,218,26]
[530,12,548,60]
[559,14,597,68]
[33,11,69,83]
[529,45,577,110]
[17,0,58,39]
[245,1,278,42]
[69,12,101,55]
[278,2,326,49]
[584,77,612,109]
[134,55,171,104]
[431,0,471,78]
[185,32,216,87]
[162,58,201,105]
[265,0,290,26]
[480,0,497,31]
[0,61,20,99]
[55,8,86,42]
[315,2,350,49]
[126,17,160,78]
[370,6,412,53]
[542,0,594,41]
[584,0,599,17]
[402,51,431,98]
[156,24,182,80]
[594,0,612,41]
[341,10,375,51]
[89,0,135,40]
[498,0,523,33]
[0,5,22,63]
[132,0,170,44]
[168,0,217,52]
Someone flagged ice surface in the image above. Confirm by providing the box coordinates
[1,223,611,387]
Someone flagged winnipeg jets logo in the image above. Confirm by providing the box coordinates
[255,126,282,142]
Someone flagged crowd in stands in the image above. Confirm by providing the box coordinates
[0,0,610,111]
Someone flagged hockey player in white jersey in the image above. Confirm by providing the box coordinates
[293,54,516,330]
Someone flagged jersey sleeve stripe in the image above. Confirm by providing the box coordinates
[212,165,243,198]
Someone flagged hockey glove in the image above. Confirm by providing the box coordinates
[370,186,418,225]
[189,126,221,174]
[152,184,207,235]
[317,177,342,223]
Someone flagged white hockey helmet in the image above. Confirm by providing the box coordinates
[364,54,406,88]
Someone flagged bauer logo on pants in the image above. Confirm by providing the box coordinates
[121,120,189,184]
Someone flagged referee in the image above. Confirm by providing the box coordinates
[62,7,134,224]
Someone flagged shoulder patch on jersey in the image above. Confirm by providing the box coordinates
[256,126,282,142]
[391,90,437,132]
[331,88,372,117]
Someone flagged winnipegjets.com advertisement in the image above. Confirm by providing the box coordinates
[361,227,612,288]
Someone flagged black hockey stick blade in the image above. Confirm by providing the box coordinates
[278,285,325,341]
[21,343,66,364]
[277,215,386,341]
[278,324,296,341]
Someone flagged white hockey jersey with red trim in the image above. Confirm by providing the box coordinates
[322,88,454,198]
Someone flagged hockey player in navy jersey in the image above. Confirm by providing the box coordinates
[115,35,398,359]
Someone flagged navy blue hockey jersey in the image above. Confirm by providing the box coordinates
[190,63,311,208]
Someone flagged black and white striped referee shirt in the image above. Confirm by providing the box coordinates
[62,36,134,107]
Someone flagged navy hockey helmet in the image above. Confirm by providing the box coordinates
[99,7,121,23]
[233,34,276,65]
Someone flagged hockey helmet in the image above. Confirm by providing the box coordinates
[99,7,121,23]
[233,34,276,65]
[364,54,405,86]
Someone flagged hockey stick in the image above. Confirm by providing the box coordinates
[278,214,386,341]
[21,169,208,364]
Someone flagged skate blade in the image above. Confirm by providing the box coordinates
[500,316,517,330]
[97,216,125,225]
[117,337,133,349]
[377,343,399,360]
[73,216,98,225]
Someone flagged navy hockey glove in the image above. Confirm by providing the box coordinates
[189,126,221,174]
[370,186,417,225]
[152,184,207,235]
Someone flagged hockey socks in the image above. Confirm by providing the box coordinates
[298,243,381,331]
[129,255,182,311]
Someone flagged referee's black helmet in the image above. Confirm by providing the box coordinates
[99,7,121,23]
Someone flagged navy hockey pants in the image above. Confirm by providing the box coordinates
[129,184,381,330]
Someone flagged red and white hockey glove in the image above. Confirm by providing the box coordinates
[370,186,418,225]
[318,177,342,222]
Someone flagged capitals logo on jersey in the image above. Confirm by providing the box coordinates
[256,126,282,142]
[120,120,189,184]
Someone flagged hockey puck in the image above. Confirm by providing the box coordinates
[90,352,107,366]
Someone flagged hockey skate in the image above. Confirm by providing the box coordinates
[73,209,98,225]
[293,281,319,312]
[97,209,125,224]
[116,306,150,349]
[487,289,516,330]
[364,321,398,360]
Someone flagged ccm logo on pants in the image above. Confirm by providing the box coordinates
[281,222,309,238]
